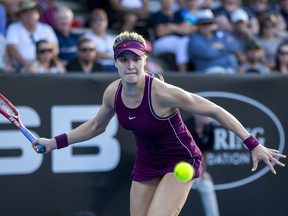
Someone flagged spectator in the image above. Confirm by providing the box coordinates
[246,0,286,33]
[238,39,270,74]
[213,0,259,35]
[185,9,240,73]
[230,8,256,64]
[6,0,58,72]
[83,8,116,72]
[0,34,15,73]
[185,114,220,216]
[179,0,203,29]
[177,1,213,71]
[0,2,6,35]
[175,0,213,11]
[54,6,81,65]
[273,41,288,74]
[1,0,18,27]
[107,0,150,33]
[150,0,194,71]
[66,38,103,73]
[21,39,65,73]
[277,0,288,31]
[256,13,286,69]
[145,39,166,74]
[37,0,58,28]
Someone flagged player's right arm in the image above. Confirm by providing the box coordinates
[34,80,119,153]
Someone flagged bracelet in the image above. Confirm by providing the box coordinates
[243,134,259,151]
[54,133,69,149]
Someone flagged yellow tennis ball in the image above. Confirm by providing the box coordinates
[174,162,194,183]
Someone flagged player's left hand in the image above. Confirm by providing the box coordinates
[251,144,286,174]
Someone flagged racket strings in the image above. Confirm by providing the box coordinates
[0,99,17,115]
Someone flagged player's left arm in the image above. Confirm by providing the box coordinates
[156,82,286,173]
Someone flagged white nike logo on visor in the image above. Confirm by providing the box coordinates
[128,116,136,120]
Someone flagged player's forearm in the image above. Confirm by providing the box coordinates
[65,118,105,145]
[211,106,250,141]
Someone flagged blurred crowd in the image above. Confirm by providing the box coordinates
[1,0,288,75]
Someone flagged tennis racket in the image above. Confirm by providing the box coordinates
[0,93,46,153]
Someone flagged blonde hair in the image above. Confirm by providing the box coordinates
[113,31,146,50]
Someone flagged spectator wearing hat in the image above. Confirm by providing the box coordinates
[238,39,270,74]
[6,0,58,72]
[180,9,241,73]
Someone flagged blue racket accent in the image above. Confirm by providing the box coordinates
[20,127,46,153]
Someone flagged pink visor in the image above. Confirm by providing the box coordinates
[114,40,146,59]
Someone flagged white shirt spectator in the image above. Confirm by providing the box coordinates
[83,31,116,66]
[6,21,58,62]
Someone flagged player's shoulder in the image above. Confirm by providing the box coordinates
[104,79,121,96]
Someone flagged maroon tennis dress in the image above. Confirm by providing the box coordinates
[114,75,202,182]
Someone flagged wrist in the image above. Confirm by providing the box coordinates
[243,134,259,151]
[54,133,69,149]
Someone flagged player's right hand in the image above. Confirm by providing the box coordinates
[32,138,57,153]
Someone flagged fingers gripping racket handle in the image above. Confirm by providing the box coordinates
[20,127,46,153]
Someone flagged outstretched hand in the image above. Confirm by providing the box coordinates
[32,138,57,154]
[251,144,286,174]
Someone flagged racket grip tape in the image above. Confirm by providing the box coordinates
[20,127,46,153]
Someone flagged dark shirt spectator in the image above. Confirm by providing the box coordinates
[66,38,103,73]
[107,0,150,32]
[238,39,270,74]
[54,6,81,64]
[150,0,193,71]
[213,0,259,35]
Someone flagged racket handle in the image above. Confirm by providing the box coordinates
[20,127,46,153]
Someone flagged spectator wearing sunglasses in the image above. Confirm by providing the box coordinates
[273,41,288,74]
[21,39,65,73]
[66,38,103,73]
[6,0,58,72]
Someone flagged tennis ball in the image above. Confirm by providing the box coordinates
[174,162,194,183]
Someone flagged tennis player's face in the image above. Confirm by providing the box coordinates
[116,51,146,83]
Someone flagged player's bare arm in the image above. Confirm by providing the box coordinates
[34,81,118,153]
[66,81,118,144]
[153,82,286,173]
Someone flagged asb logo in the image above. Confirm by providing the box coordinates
[197,91,285,190]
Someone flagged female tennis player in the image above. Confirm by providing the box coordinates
[34,31,286,216]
